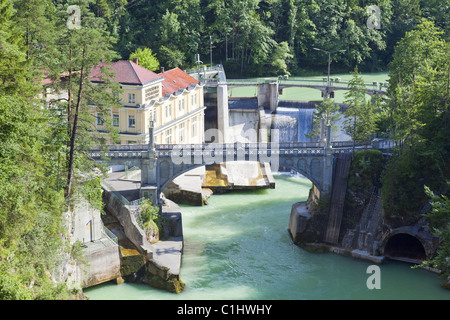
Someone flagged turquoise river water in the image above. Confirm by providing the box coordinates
[85,174,449,300]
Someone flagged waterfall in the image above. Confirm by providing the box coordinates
[271,102,351,143]
[272,107,315,142]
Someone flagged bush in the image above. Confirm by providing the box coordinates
[381,144,444,219]
[348,149,384,193]
[137,200,162,232]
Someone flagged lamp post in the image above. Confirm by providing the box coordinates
[313,48,346,87]
[210,35,213,68]
[149,119,155,152]
[313,48,345,144]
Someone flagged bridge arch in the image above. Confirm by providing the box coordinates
[158,158,322,202]
[158,163,206,195]
[278,157,324,192]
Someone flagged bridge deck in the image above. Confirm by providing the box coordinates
[203,78,387,95]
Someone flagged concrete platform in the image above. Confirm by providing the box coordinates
[151,236,183,276]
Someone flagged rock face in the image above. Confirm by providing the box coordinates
[341,189,384,255]
[287,150,442,271]
[290,184,441,269]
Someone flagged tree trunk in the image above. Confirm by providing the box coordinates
[65,47,86,198]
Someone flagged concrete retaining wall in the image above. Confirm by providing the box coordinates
[80,244,121,288]
[103,190,154,260]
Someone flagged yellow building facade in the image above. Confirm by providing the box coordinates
[90,59,205,145]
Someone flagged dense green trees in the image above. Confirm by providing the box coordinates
[381,20,450,221]
[129,47,160,71]
[0,0,119,299]
[111,0,447,77]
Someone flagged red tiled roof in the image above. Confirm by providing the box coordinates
[90,60,163,85]
[158,67,199,96]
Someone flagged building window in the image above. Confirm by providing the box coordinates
[165,105,171,119]
[127,140,137,144]
[128,115,135,127]
[191,118,197,138]
[128,93,135,103]
[96,112,104,125]
[166,129,172,144]
[151,110,156,125]
[178,123,185,143]
[112,113,119,126]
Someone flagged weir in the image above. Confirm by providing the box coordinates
[272,106,315,143]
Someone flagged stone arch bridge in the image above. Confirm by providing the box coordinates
[89,140,391,207]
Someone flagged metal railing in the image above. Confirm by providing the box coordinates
[101,180,145,208]
[103,224,118,244]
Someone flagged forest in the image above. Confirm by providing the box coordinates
[0,0,448,299]
[108,0,450,77]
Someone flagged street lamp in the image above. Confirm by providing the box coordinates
[210,35,213,68]
[313,48,346,86]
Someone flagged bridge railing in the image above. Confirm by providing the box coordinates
[203,77,387,93]
[156,141,325,150]
[278,78,387,92]
[89,138,399,160]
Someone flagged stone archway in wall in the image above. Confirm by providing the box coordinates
[383,233,427,262]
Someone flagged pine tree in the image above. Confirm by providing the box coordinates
[50,0,120,199]
[307,98,342,141]
[343,67,376,154]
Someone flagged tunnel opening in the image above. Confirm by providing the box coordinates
[384,233,426,262]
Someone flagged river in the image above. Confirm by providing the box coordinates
[85,174,449,300]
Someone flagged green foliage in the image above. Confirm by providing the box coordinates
[381,144,445,219]
[343,67,378,149]
[307,98,342,140]
[348,150,384,192]
[418,185,450,278]
[137,200,162,232]
[0,94,72,300]
[380,20,450,222]
[0,0,119,300]
[129,47,160,71]
[386,20,448,144]
[158,45,185,69]
[112,0,449,76]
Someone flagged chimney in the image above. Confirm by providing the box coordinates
[132,57,138,65]
[160,67,165,73]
